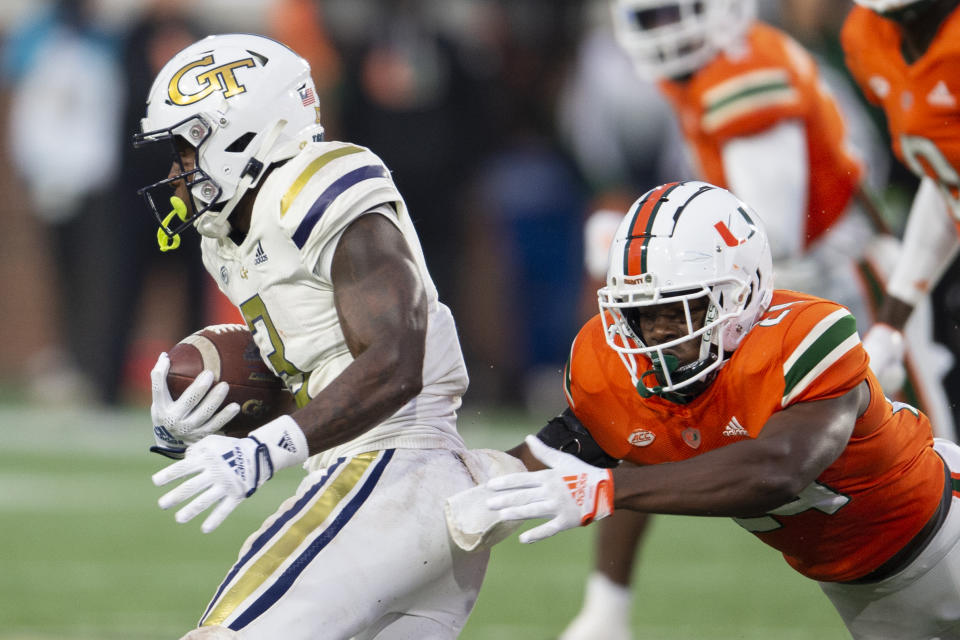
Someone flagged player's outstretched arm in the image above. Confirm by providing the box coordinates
[609,382,864,517]
[483,382,864,543]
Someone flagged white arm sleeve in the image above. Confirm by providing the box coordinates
[721,120,809,261]
[886,177,960,306]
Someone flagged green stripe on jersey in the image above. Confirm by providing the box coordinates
[782,310,858,406]
[701,69,797,132]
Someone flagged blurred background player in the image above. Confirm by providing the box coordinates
[98,0,208,406]
[2,0,121,403]
[559,2,956,639]
[842,0,960,413]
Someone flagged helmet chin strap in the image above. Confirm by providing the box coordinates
[636,352,717,404]
[196,119,289,239]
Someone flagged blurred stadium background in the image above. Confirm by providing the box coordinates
[0,0,953,638]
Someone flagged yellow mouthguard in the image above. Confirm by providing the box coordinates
[157,196,188,252]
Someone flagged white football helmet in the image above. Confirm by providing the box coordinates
[598,181,773,400]
[610,0,755,80]
[134,33,324,242]
[852,0,927,13]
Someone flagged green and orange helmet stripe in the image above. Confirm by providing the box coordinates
[620,181,716,277]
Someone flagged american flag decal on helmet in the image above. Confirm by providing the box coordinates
[299,87,316,107]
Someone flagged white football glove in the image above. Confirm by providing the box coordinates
[485,435,614,544]
[152,415,309,533]
[150,352,240,459]
[862,323,906,394]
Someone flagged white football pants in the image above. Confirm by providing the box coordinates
[194,447,492,639]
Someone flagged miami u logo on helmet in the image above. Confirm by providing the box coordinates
[167,55,256,106]
[713,207,758,247]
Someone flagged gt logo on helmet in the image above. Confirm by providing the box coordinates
[168,55,256,106]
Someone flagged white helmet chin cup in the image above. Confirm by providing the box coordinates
[598,181,774,395]
[610,0,756,79]
[137,33,325,236]
[195,209,232,238]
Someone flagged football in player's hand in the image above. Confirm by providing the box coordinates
[166,324,295,437]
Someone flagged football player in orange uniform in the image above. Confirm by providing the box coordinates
[841,0,960,406]
[446,182,960,639]
[605,0,867,307]
[559,1,953,637]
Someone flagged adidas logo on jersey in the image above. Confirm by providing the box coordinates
[722,416,748,437]
[927,81,956,108]
[254,241,269,265]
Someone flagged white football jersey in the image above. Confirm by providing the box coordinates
[200,141,468,470]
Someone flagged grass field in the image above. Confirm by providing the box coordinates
[0,403,849,639]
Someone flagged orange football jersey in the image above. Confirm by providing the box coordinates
[842,6,960,226]
[564,290,942,582]
[658,23,862,248]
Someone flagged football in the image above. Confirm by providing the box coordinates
[166,323,295,437]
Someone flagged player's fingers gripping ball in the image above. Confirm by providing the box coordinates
[164,325,295,437]
[150,325,298,458]
[485,435,614,544]
[150,352,240,458]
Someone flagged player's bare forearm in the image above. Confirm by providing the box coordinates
[611,383,864,517]
[875,295,915,334]
[292,212,427,454]
[854,183,893,236]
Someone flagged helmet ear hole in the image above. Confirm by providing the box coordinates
[225,132,257,153]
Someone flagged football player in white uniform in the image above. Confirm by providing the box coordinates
[136,34,521,639]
